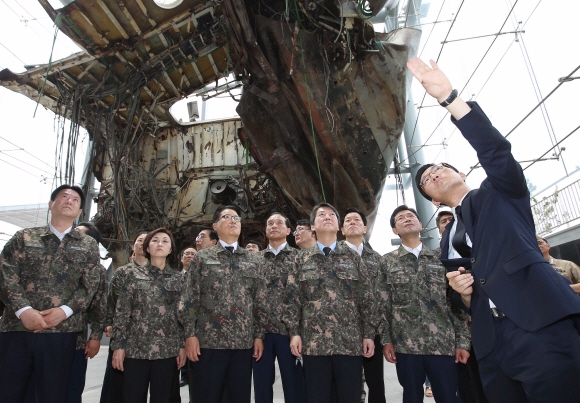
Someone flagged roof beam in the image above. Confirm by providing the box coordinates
[72,4,110,46]
[22,52,95,79]
[191,61,204,85]
[96,0,129,40]
[135,0,157,27]
[207,54,220,76]
[142,9,199,39]
[77,59,99,80]
[118,2,142,35]
[161,71,180,97]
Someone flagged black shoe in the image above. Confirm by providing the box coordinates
[180,379,188,387]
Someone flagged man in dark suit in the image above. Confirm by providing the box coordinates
[408,57,580,403]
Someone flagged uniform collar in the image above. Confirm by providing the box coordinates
[219,239,238,251]
[268,242,287,255]
[344,240,364,256]
[48,224,74,241]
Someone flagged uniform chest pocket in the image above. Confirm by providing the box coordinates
[299,268,324,300]
[163,278,181,304]
[389,270,412,306]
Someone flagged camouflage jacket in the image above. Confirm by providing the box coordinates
[257,244,298,336]
[179,243,268,349]
[0,226,101,333]
[111,263,183,360]
[105,261,148,330]
[378,245,471,355]
[283,243,378,356]
[76,263,108,349]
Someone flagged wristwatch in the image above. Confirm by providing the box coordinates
[439,89,458,107]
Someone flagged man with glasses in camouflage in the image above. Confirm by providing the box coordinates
[180,205,268,403]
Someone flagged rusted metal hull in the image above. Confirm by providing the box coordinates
[0,0,419,260]
[231,10,419,232]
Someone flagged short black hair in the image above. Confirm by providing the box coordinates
[390,205,420,228]
[266,212,291,229]
[77,222,102,245]
[341,207,367,227]
[212,205,243,223]
[51,184,85,207]
[435,210,453,228]
[245,240,262,251]
[199,228,219,241]
[295,219,311,229]
[143,228,176,260]
[132,231,150,246]
[415,163,459,201]
[310,203,340,226]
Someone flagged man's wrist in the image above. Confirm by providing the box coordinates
[439,89,458,106]
[60,305,73,318]
[15,306,32,319]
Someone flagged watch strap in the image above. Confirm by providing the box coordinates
[439,89,458,107]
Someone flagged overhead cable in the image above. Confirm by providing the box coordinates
[466,63,580,176]
[403,0,519,165]
[0,136,54,168]
[523,125,580,171]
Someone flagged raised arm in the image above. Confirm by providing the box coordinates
[407,57,527,198]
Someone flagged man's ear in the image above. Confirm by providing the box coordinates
[284,228,291,236]
[431,200,441,207]
[362,226,367,235]
[418,222,423,232]
[459,172,467,181]
[212,222,218,232]
[392,227,399,236]
[340,227,347,237]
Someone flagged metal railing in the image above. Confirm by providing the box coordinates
[532,179,580,235]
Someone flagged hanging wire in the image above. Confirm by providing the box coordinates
[299,33,326,202]
[34,12,63,117]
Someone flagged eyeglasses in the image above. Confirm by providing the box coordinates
[150,239,171,244]
[218,214,242,223]
[395,213,418,223]
[293,228,311,236]
[419,164,445,188]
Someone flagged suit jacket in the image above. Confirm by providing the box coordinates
[439,102,580,359]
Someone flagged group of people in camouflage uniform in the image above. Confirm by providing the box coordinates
[3,58,580,403]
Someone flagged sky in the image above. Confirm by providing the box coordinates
[0,0,579,254]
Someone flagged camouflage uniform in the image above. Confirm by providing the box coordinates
[256,244,298,335]
[179,243,268,348]
[111,263,183,360]
[105,261,148,331]
[0,226,101,333]
[284,243,378,356]
[378,245,471,355]
[339,241,384,403]
[75,263,108,349]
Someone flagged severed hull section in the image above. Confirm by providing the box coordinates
[0,0,419,262]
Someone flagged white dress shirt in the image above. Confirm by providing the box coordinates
[219,239,238,251]
[268,242,287,256]
[402,242,423,259]
[449,192,496,308]
[344,240,364,256]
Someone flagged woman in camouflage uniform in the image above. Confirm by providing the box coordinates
[111,228,186,403]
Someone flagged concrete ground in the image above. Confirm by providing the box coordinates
[82,346,433,403]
